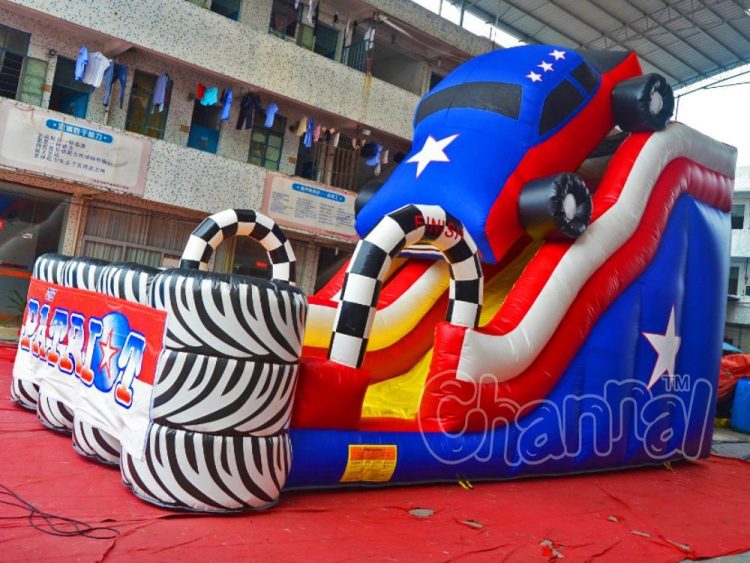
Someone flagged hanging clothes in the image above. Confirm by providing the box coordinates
[365,27,376,51]
[331,131,340,147]
[200,86,219,106]
[313,124,321,143]
[81,52,110,87]
[264,102,279,128]
[219,88,233,121]
[75,46,88,81]
[153,73,170,112]
[196,82,206,100]
[236,92,262,129]
[344,19,353,48]
[305,0,318,25]
[295,116,308,137]
[381,148,389,165]
[102,62,128,108]
[303,117,314,148]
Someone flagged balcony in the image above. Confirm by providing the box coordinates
[2,0,419,140]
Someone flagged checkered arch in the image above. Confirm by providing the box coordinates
[329,204,484,368]
[179,209,297,285]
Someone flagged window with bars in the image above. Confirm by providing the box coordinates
[248,110,286,171]
[0,24,45,106]
[125,70,172,139]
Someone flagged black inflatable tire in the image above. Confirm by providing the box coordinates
[151,269,307,362]
[98,262,160,305]
[121,422,290,512]
[519,173,593,240]
[33,253,70,284]
[151,349,298,436]
[612,73,674,132]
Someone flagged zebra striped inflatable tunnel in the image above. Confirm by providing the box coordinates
[12,210,307,513]
[329,204,483,368]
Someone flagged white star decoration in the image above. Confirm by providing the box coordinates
[538,60,554,72]
[407,134,459,178]
[526,71,542,83]
[643,307,682,390]
[97,330,120,375]
[549,49,566,60]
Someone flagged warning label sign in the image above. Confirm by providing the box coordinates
[340,445,398,483]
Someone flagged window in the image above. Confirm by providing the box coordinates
[248,110,286,171]
[125,70,171,139]
[269,0,301,38]
[732,204,745,230]
[49,57,90,118]
[210,0,241,20]
[0,183,69,341]
[17,57,47,107]
[570,62,599,94]
[313,23,338,59]
[0,24,31,100]
[429,72,445,91]
[82,204,196,268]
[729,266,740,295]
[187,100,222,154]
[415,82,522,124]
[539,79,585,136]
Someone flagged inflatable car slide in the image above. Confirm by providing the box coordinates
[11,45,736,512]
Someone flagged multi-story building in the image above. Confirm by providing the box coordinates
[725,165,750,351]
[0,0,496,341]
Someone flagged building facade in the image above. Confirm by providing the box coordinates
[725,165,750,351]
[0,0,494,341]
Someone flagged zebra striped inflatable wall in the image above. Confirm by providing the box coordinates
[11,210,307,513]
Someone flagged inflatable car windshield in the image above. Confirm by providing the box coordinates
[11,45,736,513]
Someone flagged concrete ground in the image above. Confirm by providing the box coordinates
[712,426,750,461]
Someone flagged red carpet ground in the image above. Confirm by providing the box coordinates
[2,348,750,561]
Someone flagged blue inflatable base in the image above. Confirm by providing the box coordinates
[288,196,728,489]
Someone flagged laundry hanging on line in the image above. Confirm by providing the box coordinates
[220,88,233,121]
[201,86,219,106]
[74,46,88,81]
[102,62,128,108]
[81,51,111,88]
[153,73,170,112]
[236,92,262,129]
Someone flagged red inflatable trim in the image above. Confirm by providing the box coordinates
[291,358,370,430]
[422,158,733,431]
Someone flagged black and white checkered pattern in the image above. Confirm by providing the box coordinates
[180,209,297,285]
[328,204,483,368]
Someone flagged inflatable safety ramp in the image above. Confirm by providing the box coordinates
[288,122,736,489]
[11,210,307,513]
